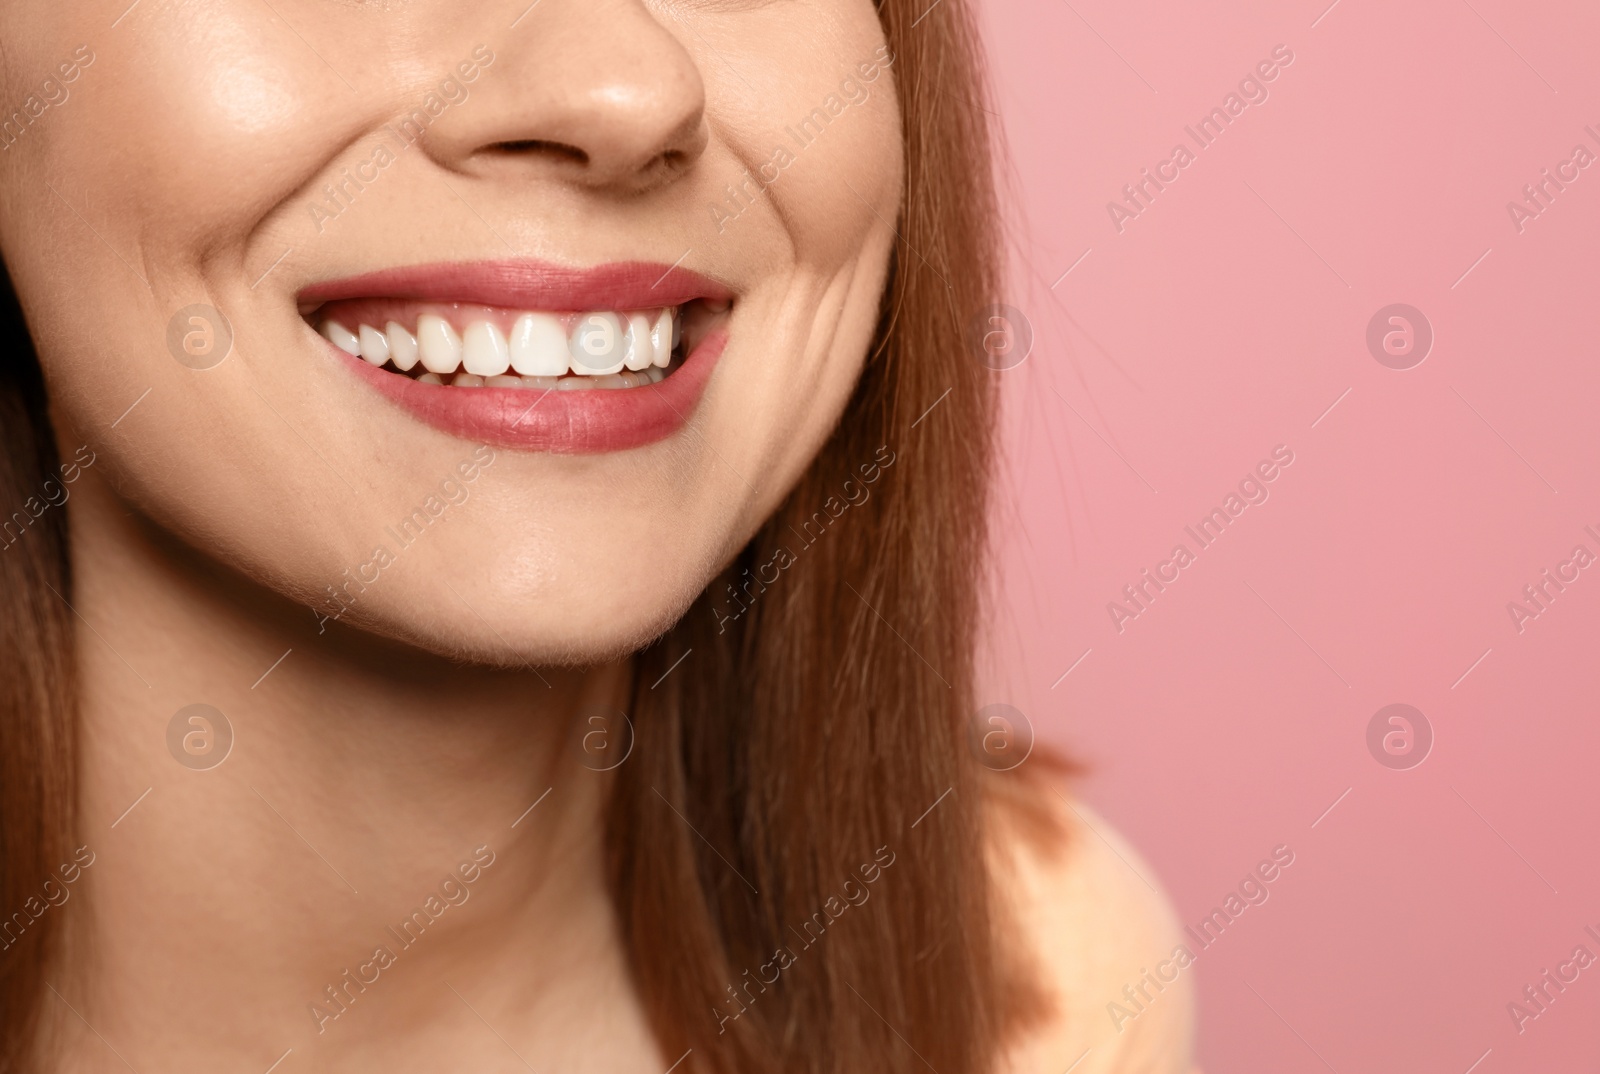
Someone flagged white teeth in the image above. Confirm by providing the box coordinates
[386,321,419,371]
[651,309,673,368]
[569,312,626,375]
[322,321,361,355]
[358,324,389,367]
[509,312,569,377]
[325,304,690,386]
[417,314,462,374]
[623,313,653,372]
[461,321,511,376]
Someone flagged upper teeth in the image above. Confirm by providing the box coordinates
[320,307,677,379]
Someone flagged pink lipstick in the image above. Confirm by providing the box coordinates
[301,260,733,454]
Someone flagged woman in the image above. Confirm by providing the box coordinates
[0,0,1194,1070]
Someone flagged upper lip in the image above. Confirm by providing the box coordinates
[297,258,734,312]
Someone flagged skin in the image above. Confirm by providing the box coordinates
[0,0,902,1070]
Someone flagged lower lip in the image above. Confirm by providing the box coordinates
[331,329,727,454]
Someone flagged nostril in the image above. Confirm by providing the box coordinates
[494,139,590,166]
[633,149,689,183]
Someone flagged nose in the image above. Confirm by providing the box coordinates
[419,0,709,193]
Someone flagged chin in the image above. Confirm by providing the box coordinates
[302,539,716,670]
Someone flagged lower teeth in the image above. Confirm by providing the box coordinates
[413,366,669,389]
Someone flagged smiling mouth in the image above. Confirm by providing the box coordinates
[298,259,735,452]
[304,297,730,391]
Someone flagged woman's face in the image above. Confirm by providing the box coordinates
[0,0,901,661]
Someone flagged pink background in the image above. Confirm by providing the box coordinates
[979,0,1600,1070]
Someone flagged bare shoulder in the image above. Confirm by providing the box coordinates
[988,777,1200,1074]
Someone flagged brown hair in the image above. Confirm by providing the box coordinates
[610,0,1048,1069]
[0,262,78,1070]
[0,0,1042,1069]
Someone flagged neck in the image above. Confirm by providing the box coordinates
[48,467,656,1071]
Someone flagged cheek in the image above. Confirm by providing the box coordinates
[0,7,382,524]
[707,9,902,265]
[196,50,308,140]
[781,95,902,265]
[672,11,900,544]
[42,7,361,244]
